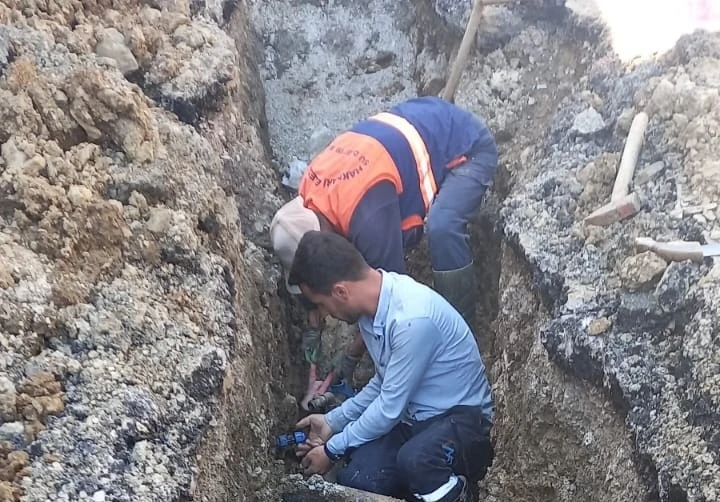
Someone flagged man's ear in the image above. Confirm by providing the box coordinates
[332,282,350,301]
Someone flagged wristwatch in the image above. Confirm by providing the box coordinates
[324,444,343,463]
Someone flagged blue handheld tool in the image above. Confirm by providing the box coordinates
[275,431,307,448]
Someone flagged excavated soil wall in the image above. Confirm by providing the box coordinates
[1,0,719,501]
[0,1,295,501]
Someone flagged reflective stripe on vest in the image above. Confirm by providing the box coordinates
[369,112,438,210]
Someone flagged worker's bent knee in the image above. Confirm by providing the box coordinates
[395,440,450,495]
[395,441,423,477]
[426,207,463,242]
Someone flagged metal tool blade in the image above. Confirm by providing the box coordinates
[702,243,720,257]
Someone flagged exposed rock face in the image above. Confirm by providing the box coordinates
[482,246,650,501]
[0,1,292,501]
[251,0,458,178]
[497,27,720,502]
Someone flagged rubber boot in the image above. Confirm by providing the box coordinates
[433,262,477,331]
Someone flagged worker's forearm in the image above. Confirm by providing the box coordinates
[307,308,323,329]
[325,373,382,435]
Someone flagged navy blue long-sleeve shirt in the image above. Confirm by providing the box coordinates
[346,97,496,274]
[348,181,409,274]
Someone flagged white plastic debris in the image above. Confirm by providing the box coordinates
[281,157,309,190]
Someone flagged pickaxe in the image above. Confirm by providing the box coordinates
[583,112,649,226]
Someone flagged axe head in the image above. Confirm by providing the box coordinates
[583,192,642,227]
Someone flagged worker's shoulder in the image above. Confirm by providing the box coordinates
[389,97,485,135]
[385,272,445,315]
[385,271,432,296]
[390,95,459,114]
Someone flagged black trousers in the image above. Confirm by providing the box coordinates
[335,406,494,501]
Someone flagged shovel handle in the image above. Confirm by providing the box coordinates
[441,0,485,102]
[611,112,649,202]
[635,237,704,262]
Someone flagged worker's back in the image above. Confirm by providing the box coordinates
[382,96,497,173]
[300,97,496,237]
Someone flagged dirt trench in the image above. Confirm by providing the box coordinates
[1,0,716,501]
[196,0,665,501]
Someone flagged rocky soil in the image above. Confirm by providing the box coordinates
[474,24,720,502]
[1,0,719,501]
[0,1,296,501]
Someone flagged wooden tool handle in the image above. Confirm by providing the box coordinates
[635,237,704,262]
[611,112,649,202]
[441,0,485,102]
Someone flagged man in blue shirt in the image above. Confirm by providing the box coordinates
[288,231,495,502]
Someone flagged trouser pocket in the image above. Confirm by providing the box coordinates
[448,410,494,482]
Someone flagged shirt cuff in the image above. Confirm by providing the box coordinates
[324,406,351,433]
[326,434,346,456]
[324,443,343,462]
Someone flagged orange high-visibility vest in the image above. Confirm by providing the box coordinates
[299,113,438,235]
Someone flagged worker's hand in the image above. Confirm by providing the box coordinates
[331,351,361,384]
[295,414,333,458]
[300,363,333,411]
[299,445,332,476]
[302,328,322,363]
[295,434,324,458]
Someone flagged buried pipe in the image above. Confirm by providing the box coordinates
[279,475,402,502]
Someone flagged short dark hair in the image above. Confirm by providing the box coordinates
[288,231,368,295]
